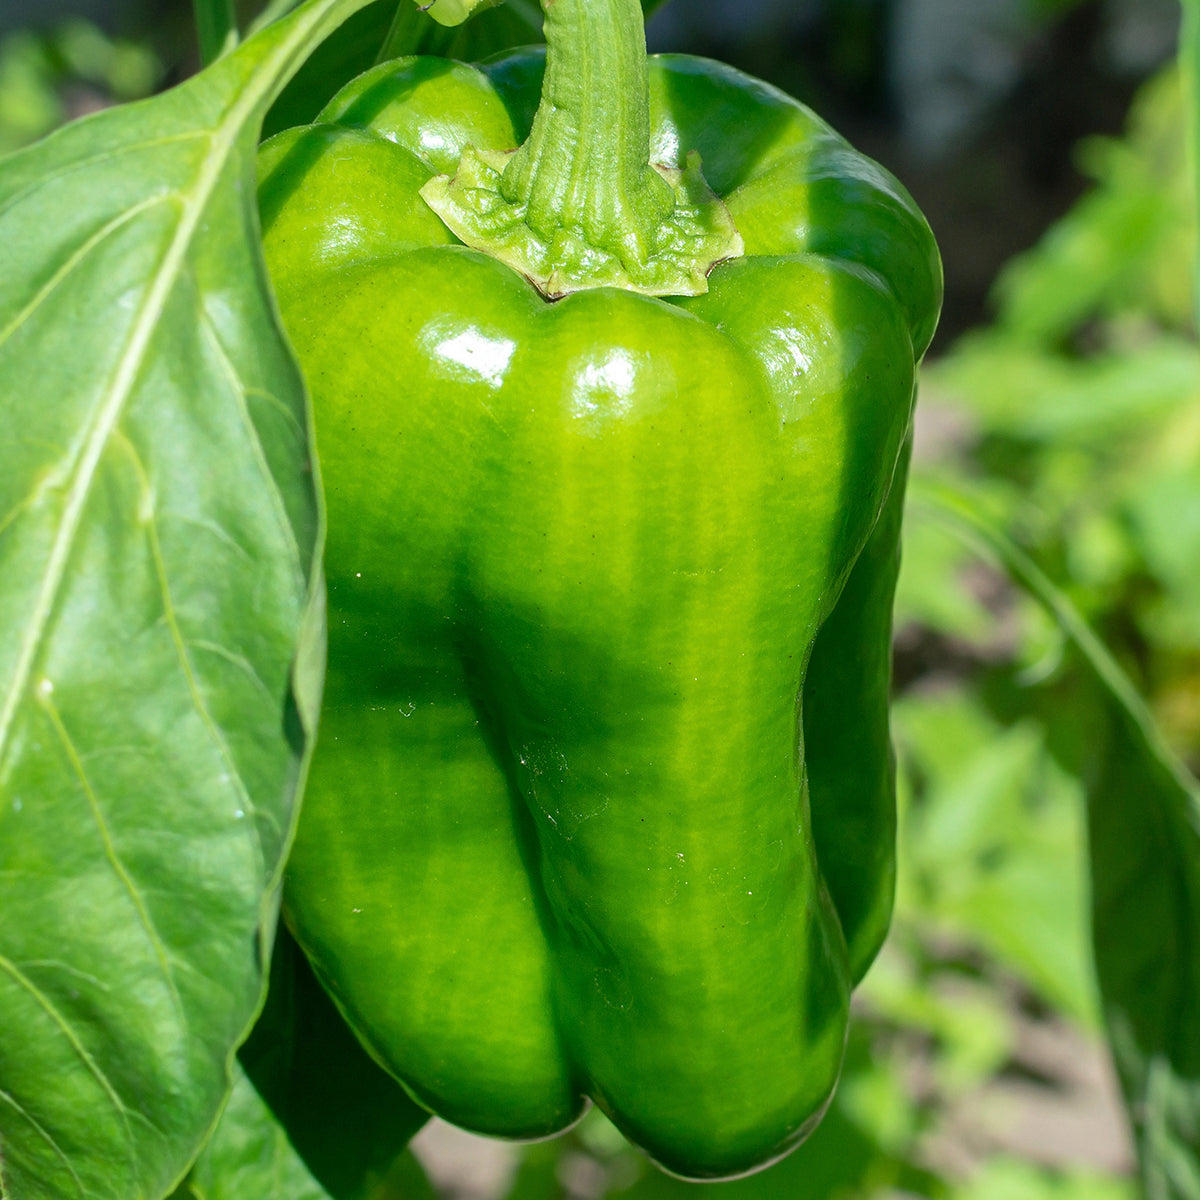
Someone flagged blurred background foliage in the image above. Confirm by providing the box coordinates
[0,0,1191,1195]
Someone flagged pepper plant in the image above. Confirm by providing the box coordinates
[0,1,1196,1199]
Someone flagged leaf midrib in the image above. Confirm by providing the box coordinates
[0,23,303,784]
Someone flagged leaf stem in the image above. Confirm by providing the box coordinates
[375,1,454,62]
[196,0,240,65]
[246,0,309,38]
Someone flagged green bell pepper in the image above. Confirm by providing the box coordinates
[258,0,940,1180]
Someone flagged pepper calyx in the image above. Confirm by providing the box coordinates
[421,147,743,298]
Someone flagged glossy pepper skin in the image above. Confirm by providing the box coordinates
[259,43,940,1182]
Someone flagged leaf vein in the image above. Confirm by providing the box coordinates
[185,639,276,702]
[0,131,208,228]
[39,690,186,1027]
[198,312,306,576]
[243,384,305,435]
[0,1085,85,1198]
[0,953,135,1179]
[113,432,269,868]
[0,195,167,354]
[0,95,250,807]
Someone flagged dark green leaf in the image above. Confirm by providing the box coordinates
[0,0,376,1195]
[179,1064,430,1200]
[262,1,396,139]
[235,928,431,1200]
[196,0,240,65]
[176,1065,334,1200]
[1089,695,1200,1200]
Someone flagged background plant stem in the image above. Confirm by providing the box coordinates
[195,0,239,63]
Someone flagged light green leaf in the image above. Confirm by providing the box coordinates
[949,1157,1136,1200]
[911,479,1200,1200]
[0,0,375,1196]
[990,67,1194,342]
[928,335,1200,441]
[247,0,315,36]
[894,694,1098,1023]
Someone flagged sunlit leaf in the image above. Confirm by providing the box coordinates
[895,695,1098,1023]
[929,336,1200,441]
[0,0,376,1195]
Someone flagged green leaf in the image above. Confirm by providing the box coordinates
[894,696,1098,1023]
[246,0,314,34]
[929,334,1200,442]
[1185,0,1200,325]
[262,1,397,139]
[178,1062,430,1200]
[911,480,1200,1200]
[988,68,1194,343]
[234,928,431,1199]
[196,0,241,65]
[0,0,376,1195]
[948,1157,1136,1200]
[174,1065,334,1200]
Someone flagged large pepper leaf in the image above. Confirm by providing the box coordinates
[0,0,377,1196]
[911,480,1200,1200]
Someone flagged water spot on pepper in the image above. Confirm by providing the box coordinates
[707,856,778,925]
[518,744,608,839]
[594,966,633,1012]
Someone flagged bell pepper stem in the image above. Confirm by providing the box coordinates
[420,0,743,296]
[502,0,668,261]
